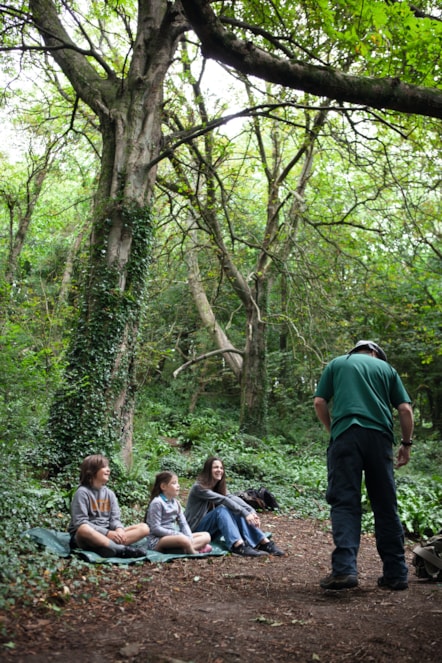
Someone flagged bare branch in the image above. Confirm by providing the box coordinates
[172,347,244,378]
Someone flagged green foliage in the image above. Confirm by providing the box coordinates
[320,0,442,83]
[0,288,66,457]
[134,405,330,518]
[0,455,65,610]
[220,0,442,88]
[108,454,152,510]
[396,474,442,538]
[393,435,442,537]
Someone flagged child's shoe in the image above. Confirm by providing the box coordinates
[198,544,213,554]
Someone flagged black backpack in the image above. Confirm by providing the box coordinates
[412,533,442,581]
[235,486,280,511]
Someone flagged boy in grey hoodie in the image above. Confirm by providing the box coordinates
[69,454,149,558]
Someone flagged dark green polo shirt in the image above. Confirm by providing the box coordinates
[314,353,411,441]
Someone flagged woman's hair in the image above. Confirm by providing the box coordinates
[79,454,109,487]
[149,471,176,503]
[198,456,227,495]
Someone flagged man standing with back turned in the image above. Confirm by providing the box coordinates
[314,340,414,591]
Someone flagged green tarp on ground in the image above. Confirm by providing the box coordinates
[24,527,229,564]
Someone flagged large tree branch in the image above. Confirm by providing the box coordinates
[29,0,116,116]
[388,1,441,22]
[180,0,442,120]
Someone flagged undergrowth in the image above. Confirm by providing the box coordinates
[0,404,441,619]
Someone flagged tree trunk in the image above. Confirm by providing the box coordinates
[5,165,48,284]
[240,278,268,435]
[428,367,442,438]
[28,0,186,469]
[186,226,243,379]
[47,143,156,470]
[58,227,87,305]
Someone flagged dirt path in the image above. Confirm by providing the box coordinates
[1,515,441,662]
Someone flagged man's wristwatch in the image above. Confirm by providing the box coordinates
[401,439,413,447]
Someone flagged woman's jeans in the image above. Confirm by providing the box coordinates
[326,425,407,581]
[195,505,264,550]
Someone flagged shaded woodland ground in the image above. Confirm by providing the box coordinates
[1,514,441,662]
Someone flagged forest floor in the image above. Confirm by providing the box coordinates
[1,514,441,663]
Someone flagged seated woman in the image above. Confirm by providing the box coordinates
[145,471,212,554]
[185,456,285,558]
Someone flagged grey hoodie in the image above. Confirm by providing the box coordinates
[68,484,123,536]
[184,482,254,531]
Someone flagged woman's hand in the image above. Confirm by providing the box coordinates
[246,512,260,528]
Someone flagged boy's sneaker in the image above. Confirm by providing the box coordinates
[118,546,146,559]
[96,546,118,559]
[377,576,408,591]
[320,573,358,590]
[232,543,267,557]
[257,540,285,556]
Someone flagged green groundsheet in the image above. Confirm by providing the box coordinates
[24,527,229,564]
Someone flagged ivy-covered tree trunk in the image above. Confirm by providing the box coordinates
[48,197,154,468]
[27,0,186,469]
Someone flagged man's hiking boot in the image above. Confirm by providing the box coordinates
[320,573,358,590]
[231,543,268,557]
[257,540,285,556]
[377,576,408,591]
